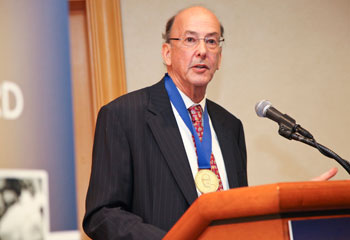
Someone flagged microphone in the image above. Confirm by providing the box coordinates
[255,100,350,174]
[255,100,313,139]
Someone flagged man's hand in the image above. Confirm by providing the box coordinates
[311,167,338,181]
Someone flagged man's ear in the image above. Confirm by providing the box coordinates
[161,43,172,66]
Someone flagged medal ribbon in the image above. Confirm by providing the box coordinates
[164,74,212,169]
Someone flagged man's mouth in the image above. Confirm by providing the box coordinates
[192,64,209,69]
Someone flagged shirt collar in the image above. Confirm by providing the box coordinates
[176,86,206,110]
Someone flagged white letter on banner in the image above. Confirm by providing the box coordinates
[0,81,24,120]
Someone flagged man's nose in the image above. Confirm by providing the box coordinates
[195,39,208,58]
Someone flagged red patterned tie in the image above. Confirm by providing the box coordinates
[188,105,223,191]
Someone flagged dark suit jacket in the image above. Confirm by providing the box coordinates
[83,78,248,240]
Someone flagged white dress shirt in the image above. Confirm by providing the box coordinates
[170,88,229,196]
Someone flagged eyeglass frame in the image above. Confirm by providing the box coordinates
[168,36,225,50]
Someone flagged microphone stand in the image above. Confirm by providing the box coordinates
[278,124,350,175]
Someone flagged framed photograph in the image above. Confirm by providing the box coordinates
[0,169,49,240]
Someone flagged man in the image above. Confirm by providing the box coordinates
[83,6,336,240]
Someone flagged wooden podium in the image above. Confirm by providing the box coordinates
[163,180,350,240]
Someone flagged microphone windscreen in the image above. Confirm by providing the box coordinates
[255,100,271,117]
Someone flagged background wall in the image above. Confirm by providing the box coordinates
[120,0,350,186]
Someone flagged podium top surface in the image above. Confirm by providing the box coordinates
[197,180,350,220]
[164,180,350,240]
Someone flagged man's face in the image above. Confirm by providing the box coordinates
[162,7,222,95]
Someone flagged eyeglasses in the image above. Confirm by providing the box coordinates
[168,36,225,49]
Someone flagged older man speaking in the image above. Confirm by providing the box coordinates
[83,6,336,240]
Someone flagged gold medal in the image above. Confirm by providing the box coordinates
[195,169,219,194]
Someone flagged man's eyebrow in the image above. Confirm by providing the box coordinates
[183,31,198,36]
[206,32,220,37]
[183,31,220,37]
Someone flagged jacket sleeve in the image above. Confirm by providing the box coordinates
[83,106,166,240]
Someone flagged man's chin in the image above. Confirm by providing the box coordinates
[188,75,212,87]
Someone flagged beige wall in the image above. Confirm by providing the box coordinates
[120,0,350,186]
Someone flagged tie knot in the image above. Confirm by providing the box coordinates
[188,105,203,123]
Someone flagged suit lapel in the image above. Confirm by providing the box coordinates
[207,101,241,188]
[145,79,197,206]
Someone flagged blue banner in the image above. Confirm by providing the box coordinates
[0,0,77,235]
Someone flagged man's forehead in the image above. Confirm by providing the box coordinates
[171,7,221,36]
